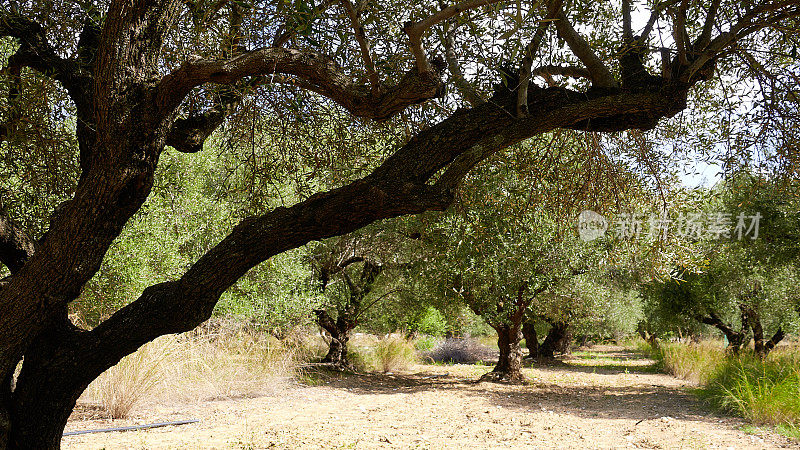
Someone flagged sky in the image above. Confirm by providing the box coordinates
[679,159,722,188]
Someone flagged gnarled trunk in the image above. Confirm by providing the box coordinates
[522,321,539,358]
[538,321,571,358]
[314,310,356,369]
[698,310,747,355]
[482,324,524,382]
[321,328,352,367]
[744,306,784,359]
[3,319,96,449]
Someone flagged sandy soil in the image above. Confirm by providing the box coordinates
[63,345,795,449]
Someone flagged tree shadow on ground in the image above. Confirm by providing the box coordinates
[315,347,728,424]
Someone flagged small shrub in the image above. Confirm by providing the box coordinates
[413,335,439,351]
[347,344,377,372]
[406,307,448,336]
[422,337,494,364]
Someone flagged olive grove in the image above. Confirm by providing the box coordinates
[0,0,799,447]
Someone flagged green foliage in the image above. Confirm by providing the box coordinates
[641,172,800,340]
[403,306,448,337]
[73,145,320,335]
[412,335,438,351]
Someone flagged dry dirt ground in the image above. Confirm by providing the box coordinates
[63,345,795,449]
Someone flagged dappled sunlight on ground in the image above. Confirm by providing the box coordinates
[63,345,792,449]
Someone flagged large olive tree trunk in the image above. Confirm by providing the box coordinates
[486,324,525,382]
[314,310,357,369]
[480,287,530,383]
[743,306,784,359]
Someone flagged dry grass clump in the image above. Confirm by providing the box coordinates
[642,339,800,437]
[84,338,171,419]
[374,336,418,373]
[422,337,494,364]
[81,321,313,419]
[345,335,417,373]
[655,341,726,384]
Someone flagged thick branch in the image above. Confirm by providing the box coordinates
[698,311,739,339]
[0,10,82,91]
[622,0,633,40]
[165,96,236,153]
[697,0,722,49]
[672,0,690,66]
[765,327,785,352]
[551,8,618,88]
[157,47,444,122]
[313,309,340,336]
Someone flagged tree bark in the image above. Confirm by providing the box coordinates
[538,321,571,358]
[745,306,784,359]
[698,311,746,355]
[314,309,358,369]
[482,324,525,382]
[522,321,539,358]
[322,332,350,366]
[4,315,109,449]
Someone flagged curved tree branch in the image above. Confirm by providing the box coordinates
[81,82,695,373]
[403,0,507,73]
[0,9,85,95]
[551,8,618,88]
[157,47,445,122]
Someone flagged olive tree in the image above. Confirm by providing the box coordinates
[644,173,800,357]
[1,0,799,446]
